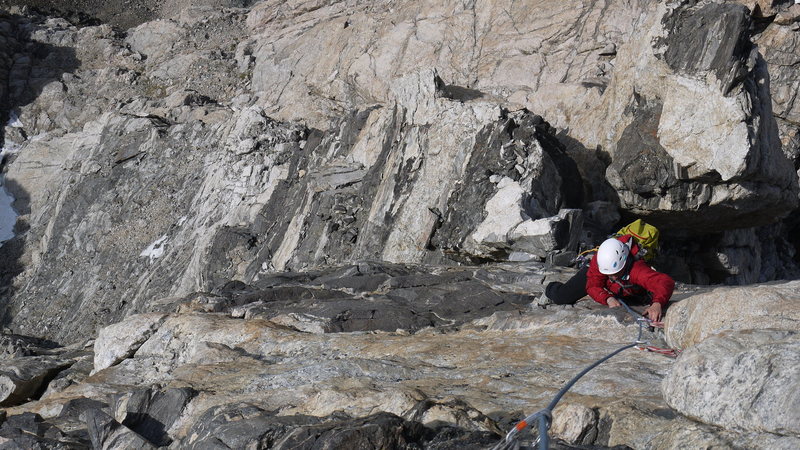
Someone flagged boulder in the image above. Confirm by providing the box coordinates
[40,351,94,398]
[0,356,73,407]
[431,110,583,261]
[664,280,800,349]
[0,334,60,359]
[111,387,197,447]
[177,403,497,450]
[403,396,502,434]
[550,403,598,445]
[0,411,90,449]
[269,412,426,450]
[177,403,323,449]
[596,1,798,230]
[662,329,800,437]
[509,209,583,258]
[85,409,157,450]
[93,313,168,374]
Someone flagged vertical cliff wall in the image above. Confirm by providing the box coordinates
[0,1,799,342]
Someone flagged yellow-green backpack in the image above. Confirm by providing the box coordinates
[615,219,660,262]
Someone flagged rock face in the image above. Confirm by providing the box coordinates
[660,279,800,446]
[663,329,800,438]
[664,279,800,349]
[1,0,799,343]
[598,2,797,230]
[757,3,800,162]
[1,1,800,448]
[0,263,798,449]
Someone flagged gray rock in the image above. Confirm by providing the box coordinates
[177,403,322,449]
[0,356,73,407]
[404,396,502,434]
[509,209,583,258]
[664,280,800,350]
[188,262,534,333]
[551,403,598,445]
[0,334,59,359]
[54,397,109,429]
[40,351,94,398]
[431,111,583,261]
[662,3,753,94]
[111,387,196,447]
[93,314,168,374]
[599,1,798,230]
[0,411,89,449]
[177,402,498,450]
[662,329,800,437]
[85,409,157,450]
[270,412,426,450]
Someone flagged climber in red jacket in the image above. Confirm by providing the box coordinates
[537,235,675,322]
[586,235,674,322]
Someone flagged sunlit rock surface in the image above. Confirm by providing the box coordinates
[1,0,800,342]
[664,279,800,349]
[663,329,800,439]
[0,263,796,448]
[2,1,800,449]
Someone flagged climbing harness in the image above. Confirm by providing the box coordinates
[574,245,599,269]
[491,298,677,450]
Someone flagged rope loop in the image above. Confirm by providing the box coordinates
[492,294,680,449]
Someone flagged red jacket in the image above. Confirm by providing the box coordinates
[585,235,674,306]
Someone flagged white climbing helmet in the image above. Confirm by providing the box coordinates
[596,238,630,275]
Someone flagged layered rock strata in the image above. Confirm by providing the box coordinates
[1,1,800,342]
[1,263,799,449]
[0,2,800,449]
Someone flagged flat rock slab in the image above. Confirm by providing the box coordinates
[179,262,542,333]
[7,281,799,449]
[664,280,800,349]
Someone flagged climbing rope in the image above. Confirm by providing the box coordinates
[492,298,677,450]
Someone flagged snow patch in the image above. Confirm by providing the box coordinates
[0,179,17,244]
[140,235,169,261]
[7,110,23,128]
[0,142,21,159]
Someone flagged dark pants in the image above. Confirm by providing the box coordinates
[545,266,590,305]
[545,266,652,306]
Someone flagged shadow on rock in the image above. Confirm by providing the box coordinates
[160,262,539,334]
[0,10,80,330]
[0,179,29,330]
[1,10,80,157]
